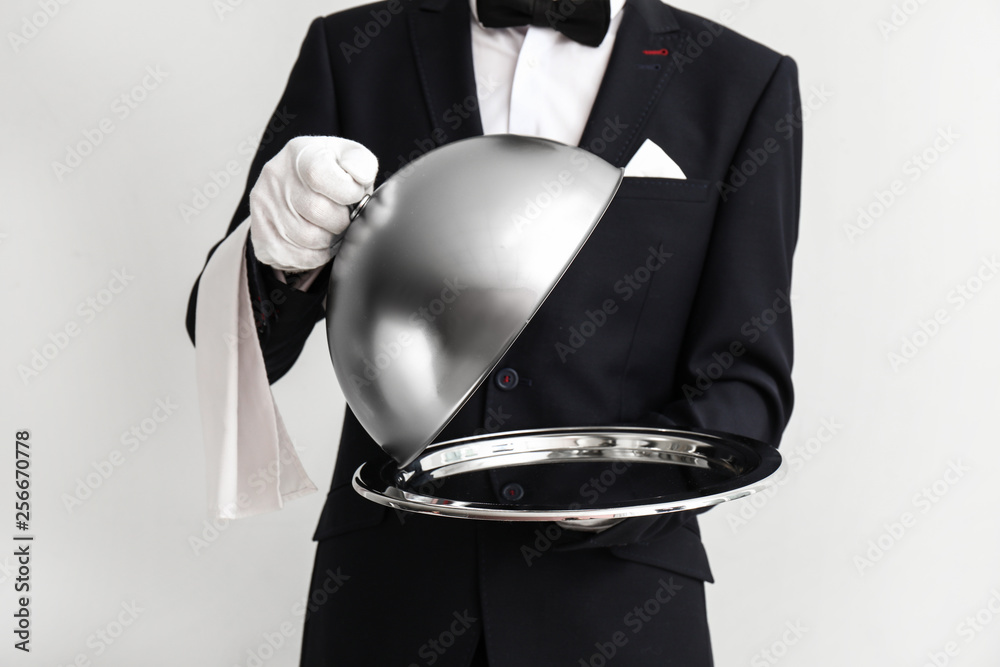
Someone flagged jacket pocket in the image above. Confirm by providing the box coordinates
[615,176,711,203]
[311,481,387,542]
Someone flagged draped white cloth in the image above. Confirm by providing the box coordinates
[195,218,317,518]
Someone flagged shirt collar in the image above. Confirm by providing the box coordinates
[469,0,627,30]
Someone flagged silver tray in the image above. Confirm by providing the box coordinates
[353,426,784,522]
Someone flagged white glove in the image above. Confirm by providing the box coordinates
[249,136,378,272]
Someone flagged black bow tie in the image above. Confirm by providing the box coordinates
[476,0,612,48]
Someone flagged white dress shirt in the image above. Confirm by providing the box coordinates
[195,0,628,519]
[470,0,626,143]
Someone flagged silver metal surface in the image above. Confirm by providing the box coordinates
[348,193,371,221]
[327,135,624,466]
[352,427,785,522]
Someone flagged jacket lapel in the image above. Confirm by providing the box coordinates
[407,0,485,145]
[407,0,687,163]
[577,0,685,166]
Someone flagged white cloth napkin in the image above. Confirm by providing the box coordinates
[623,138,687,179]
[195,218,317,519]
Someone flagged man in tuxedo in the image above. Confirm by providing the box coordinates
[186,0,801,664]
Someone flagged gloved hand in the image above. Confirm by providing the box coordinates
[249,136,378,271]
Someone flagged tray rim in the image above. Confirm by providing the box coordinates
[352,426,786,522]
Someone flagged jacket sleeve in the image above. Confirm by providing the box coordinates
[641,55,801,448]
[556,55,803,551]
[185,17,337,383]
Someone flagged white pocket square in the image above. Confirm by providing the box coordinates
[623,139,686,179]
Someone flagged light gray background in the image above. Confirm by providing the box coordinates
[2,0,998,665]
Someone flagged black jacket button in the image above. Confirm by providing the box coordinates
[495,367,519,390]
[500,482,524,501]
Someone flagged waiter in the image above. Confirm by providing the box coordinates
[186,0,802,664]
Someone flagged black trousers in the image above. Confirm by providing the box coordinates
[462,607,713,667]
[298,514,714,666]
[468,634,489,666]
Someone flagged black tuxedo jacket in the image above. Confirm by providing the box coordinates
[186,0,801,664]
